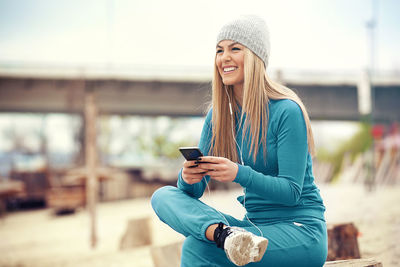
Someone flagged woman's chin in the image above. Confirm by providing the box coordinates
[222,79,234,86]
[222,80,243,88]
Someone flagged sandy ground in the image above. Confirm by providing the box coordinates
[0,183,399,267]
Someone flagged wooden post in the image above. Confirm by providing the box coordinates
[85,90,98,248]
[327,223,360,261]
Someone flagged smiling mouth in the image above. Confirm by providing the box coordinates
[223,67,237,73]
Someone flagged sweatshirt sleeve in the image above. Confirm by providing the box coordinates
[233,101,308,206]
[177,109,213,198]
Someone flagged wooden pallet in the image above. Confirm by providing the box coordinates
[46,185,85,214]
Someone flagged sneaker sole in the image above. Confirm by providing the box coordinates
[225,232,268,266]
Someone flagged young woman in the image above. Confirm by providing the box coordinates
[151,15,327,267]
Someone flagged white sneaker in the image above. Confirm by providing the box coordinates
[223,227,268,266]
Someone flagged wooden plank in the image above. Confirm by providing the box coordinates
[324,258,382,267]
[149,240,382,267]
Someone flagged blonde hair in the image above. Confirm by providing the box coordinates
[210,47,315,162]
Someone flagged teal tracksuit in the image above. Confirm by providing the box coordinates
[152,99,328,266]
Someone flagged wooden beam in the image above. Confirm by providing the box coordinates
[85,89,98,248]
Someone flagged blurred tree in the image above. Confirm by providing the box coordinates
[317,122,373,182]
[138,117,194,160]
[97,116,200,165]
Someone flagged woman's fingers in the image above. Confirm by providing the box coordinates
[197,163,223,171]
[183,160,199,168]
[206,170,229,180]
[197,156,224,164]
[197,156,238,183]
[196,156,226,171]
[182,160,209,184]
[205,171,219,178]
[182,156,238,184]
[184,166,208,175]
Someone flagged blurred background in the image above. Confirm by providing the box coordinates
[0,0,399,266]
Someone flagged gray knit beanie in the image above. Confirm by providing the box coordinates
[216,15,270,68]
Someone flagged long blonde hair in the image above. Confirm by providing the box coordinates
[210,47,315,162]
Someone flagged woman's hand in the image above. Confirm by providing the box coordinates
[197,156,239,183]
[181,160,209,184]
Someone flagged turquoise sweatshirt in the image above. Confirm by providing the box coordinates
[177,99,326,221]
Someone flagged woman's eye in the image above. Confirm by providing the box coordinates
[216,49,223,54]
[232,47,241,51]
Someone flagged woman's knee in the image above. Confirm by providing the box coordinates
[151,186,179,210]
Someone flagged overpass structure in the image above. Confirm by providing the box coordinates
[0,66,399,122]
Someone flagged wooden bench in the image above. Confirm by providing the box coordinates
[324,258,382,266]
[150,241,382,267]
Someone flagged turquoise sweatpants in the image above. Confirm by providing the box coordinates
[151,186,328,267]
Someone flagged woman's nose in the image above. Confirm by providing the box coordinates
[221,51,232,62]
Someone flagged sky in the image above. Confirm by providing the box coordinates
[0,0,399,74]
[1,0,389,172]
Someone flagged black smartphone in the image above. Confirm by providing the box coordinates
[179,147,203,161]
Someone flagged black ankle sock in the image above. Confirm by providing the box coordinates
[213,222,231,249]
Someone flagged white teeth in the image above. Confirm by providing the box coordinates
[224,67,236,72]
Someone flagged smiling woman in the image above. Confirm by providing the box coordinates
[151,15,328,267]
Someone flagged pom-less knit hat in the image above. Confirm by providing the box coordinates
[216,15,270,68]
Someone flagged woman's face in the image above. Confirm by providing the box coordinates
[216,40,245,89]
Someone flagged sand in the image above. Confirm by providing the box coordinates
[0,183,399,267]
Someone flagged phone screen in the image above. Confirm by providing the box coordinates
[179,147,203,161]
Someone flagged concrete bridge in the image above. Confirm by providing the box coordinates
[0,68,399,122]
